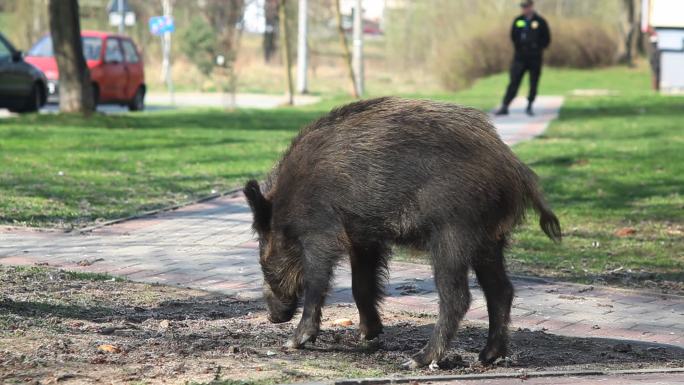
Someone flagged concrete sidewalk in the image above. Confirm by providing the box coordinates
[492,96,564,145]
[145,91,321,109]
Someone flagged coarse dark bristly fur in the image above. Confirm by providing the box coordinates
[243,96,561,369]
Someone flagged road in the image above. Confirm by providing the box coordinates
[0,92,321,117]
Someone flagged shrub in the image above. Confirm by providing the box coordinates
[544,18,619,68]
[435,17,619,90]
[180,17,217,77]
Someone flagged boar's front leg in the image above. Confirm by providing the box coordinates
[350,242,390,340]
[285,240,339,349]
[404,231,472,370]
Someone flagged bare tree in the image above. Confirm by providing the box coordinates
[334,0,358,98]
[48,0,94,114]
[263,0,279,62]
[197,0,246,108]
[619,0,640,66]
[279,0,294,105]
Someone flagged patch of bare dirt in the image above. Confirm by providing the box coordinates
[1,266,682,385]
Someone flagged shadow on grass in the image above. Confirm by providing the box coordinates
[0,107,326,131]
[555,96,684,124]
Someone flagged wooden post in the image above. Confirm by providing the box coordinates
[334,0,359,98]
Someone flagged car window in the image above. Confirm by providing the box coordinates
[82,37,103,60]
[0,39,11,63]
[121,40,139,63]
[104,38,123,63]
[28,36,102,61]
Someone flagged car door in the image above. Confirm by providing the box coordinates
[121,39,142,100]
[0,37,13,101]
[0,35,31,104]
[101,37,126,101]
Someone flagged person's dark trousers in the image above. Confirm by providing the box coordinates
[501,57,542,109]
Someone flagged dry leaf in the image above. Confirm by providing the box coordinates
[97,344,121,353]
[615,227,636,237]
[332,318,353,327]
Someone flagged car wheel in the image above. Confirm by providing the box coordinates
[91,84,99,108]
[128,87,145,112]
[18,83,43,113]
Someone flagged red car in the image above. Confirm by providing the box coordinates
[25,30,145,111]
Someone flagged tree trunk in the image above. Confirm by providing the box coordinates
[279,0,294,105]
[263,0,279,63]
[619,0,640,66]
[48,0,94,114]
[334,0,359,98]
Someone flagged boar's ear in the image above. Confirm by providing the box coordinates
[243,179,272,233]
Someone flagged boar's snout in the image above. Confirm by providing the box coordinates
[264,286,297,323]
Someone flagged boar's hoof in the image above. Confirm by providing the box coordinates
[478,344,508,364]
[359,336,381,352]
[401,358,440,370]
[401,357,439,370]
[359,330,382,341]
[284,333,316,349]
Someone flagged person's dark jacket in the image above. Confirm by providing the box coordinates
[510,13,550,59]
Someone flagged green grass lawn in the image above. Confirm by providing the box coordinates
[509,93,683,283]
[1,64,682,283]
[0,109,322,228]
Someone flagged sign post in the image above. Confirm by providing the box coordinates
[107,0,135,32]
[149,5,175,104]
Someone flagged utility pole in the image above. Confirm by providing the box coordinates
[296,0,308,94]
[352,0,364,97]
[117,0,125,34]
[161,0,174,104]
[280,0,294,105]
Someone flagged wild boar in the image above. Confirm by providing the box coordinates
[243,96,561,369]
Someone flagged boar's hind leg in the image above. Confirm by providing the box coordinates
[404,233,472,369]
[473,240,513,364]
[350,242,390,340]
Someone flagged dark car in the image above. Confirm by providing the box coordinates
[0,33,47,113]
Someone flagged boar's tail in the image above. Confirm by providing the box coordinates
[520,166,562,243]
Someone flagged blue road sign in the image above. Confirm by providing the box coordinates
[149,16,175,36]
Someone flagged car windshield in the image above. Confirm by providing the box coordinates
[28,36,102,60]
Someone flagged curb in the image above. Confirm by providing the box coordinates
[75,187,243,234]
[289,368,684,385]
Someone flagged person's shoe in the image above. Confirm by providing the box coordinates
[494,107,509,116]
[525,104,534,116]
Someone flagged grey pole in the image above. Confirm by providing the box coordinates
[296,0,308,94]
[161,0,174,105]
[118,0,125,34]
[352,0,364,96]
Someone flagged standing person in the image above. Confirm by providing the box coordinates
[495,0,550,116]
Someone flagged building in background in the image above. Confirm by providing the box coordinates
[642,0,684,92]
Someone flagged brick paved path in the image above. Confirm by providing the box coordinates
[1,96,682,382]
